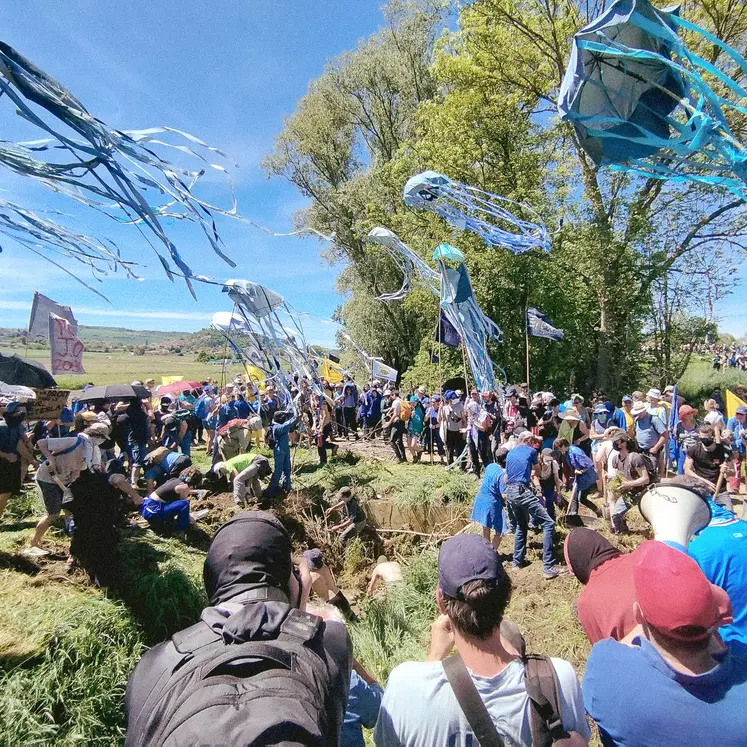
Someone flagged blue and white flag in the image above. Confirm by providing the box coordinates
[526,308,564,341]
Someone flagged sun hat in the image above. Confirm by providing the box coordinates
[679,404,698,418]
[736,405,747,416]
[438,535,508,600]
[633,541,733,642]
[80,410,99,421]
[630,402,648,417]
[646,388,662,400]
[602,426,626,441]
[562,407,581,422]
[664,385,675,394]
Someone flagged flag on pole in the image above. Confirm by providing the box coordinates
[372,360,398,382]
[526,308,564,341]
[433,311,461,347]
[28,292,78,340]
[49,313,85,374]
[668,385,680,473]
[320,359,344,385]
[726,389,747,420]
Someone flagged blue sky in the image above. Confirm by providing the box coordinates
[0,1,745,342]
[0,0,392,347]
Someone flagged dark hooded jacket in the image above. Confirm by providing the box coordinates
[125,511,351,745]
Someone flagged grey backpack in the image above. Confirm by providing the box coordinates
[128,608,334,747]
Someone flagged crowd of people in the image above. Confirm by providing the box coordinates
[1,368,747,745]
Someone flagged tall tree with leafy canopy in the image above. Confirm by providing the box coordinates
[268,0,747,395]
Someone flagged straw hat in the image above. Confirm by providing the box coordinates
[630,402,648,417]
[562,407,581,422]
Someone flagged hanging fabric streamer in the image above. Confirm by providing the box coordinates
[367,227,504,391]
[221,279,323,405]
[402,171,550,253]
[558,0,747,198]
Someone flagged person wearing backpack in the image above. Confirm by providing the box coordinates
[125,511,352,746]
[374,534,589,746]
[383,389,407,463]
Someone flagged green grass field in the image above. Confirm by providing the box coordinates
[1,347,243,389]
[676,355,747,404]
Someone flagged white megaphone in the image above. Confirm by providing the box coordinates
[639,484,712,549]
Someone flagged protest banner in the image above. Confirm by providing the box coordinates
[49,313,86,375]
[28,292,78,340]
[26,388,71,420]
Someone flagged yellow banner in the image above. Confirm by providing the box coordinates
[161,375,183,385]
[726,389,747,421]
[243,365,267,393]
[320,359,344,385]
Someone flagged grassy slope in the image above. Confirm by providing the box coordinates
[676,355,747,404]
[0,437,648,746]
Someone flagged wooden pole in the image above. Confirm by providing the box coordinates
[525,306,530,391]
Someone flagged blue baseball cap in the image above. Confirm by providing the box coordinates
[736,405,747,416]
[4,401,25,415]
[622,395,633,403]
[438,535,507,599]
[443,389,456,400]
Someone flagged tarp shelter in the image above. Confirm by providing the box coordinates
[0,353,56,388]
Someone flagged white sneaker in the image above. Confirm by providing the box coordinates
[22,546,50,557]
[191,509,209,522]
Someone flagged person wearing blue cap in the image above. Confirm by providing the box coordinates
[374,534,589,746]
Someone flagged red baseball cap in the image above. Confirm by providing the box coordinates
[633,541,732,642]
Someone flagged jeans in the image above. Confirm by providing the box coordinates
[540,479,556,521]
[268,447,292,494]
[389,420,406,462]
[504,483,555,574]
[422,426,445,456]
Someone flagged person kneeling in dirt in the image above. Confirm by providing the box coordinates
[326,487,367,549]
[139,470,206,535]
[213,453,271,506]
[124,511,352,746]
[303,548,357,621]
[143,445,192,494]
[367,556,403,596]
[374,534,590,747]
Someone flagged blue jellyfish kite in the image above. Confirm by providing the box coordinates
[367,227,503,392]
[0,40,240,297]
[559,0,747,198]
[402,171,550,253]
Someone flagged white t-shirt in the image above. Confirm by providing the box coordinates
[704,411,725,429]
[374,657,589,747]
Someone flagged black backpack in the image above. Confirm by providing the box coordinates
[127,607,334,747]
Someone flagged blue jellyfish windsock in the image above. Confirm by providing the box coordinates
[403,171,550,254]
[368,227,503,391]
[433,244,502,393]
[559,0,747,197]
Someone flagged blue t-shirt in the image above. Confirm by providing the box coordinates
[726,417,747,454]
[235,398,251,419]
[583,636,747,746]
[0,421,24,454]
[161,450,183,472]
[689,520,747,645]
[505,444,538,485]
[342,670,383,747]
[635,413,666,451]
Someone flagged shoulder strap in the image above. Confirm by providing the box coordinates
[443,653,504,747]
[523,655,568,746]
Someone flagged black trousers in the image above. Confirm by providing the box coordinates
[446,430,465,465]
[389,420,406,461]
[317,424,335,465]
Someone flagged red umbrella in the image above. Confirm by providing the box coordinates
[154,380,202,397]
